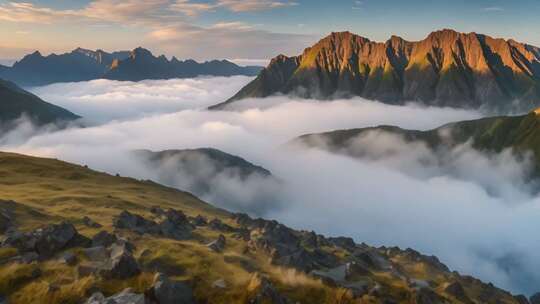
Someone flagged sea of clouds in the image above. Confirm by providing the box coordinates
[1,76,539,295]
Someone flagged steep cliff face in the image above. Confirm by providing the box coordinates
[213,29,540,112]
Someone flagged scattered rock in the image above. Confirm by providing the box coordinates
[345,261,371,280]
[148,273,195,304]
[413,287,445,304]
[246,273,288,304]
[59,252,77,266]
[352,249,391,271]
[207,235,226,252]
[212,279,227,289]
[150,206,167,216]
[19,252,39,264]
[100,242,140,279]
[77,264,99,278]
[2,222,88,258]
[328,237,356,251]
[158,209,193,240]
[83,246,109,262]
[113,211,159,235]
[85,289,147,304]
[190,215,207,226]
[444,281,470,302]
[91,231,117,248]
[83,216,102,228]
[114,210,193,240]
[0,203,15,234]
[208,218,235,232]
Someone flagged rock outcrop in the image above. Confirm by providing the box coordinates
[113,209,193,240]
[2,222,89,258]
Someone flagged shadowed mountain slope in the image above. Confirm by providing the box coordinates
[0,79,79,127]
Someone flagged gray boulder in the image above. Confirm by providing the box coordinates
[207,235,226,252]
[59,252,77,265]
[113,211,159,235]
[190,215,207,226]
[91,231,117,248]
[2,222,87,258]
[85,289,147,304]
[148,273,195,304]
[0,208,13,234]
[83,216,102,228]
[100,242,140,279]
[158,209,193,240]
[83,246,109,262]
[208,218,235,232]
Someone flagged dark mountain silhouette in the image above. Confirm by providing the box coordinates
[0,47,262,87]
[0,78,79,127]
[212,29,540,112]
[103,47,262,81]
[0,48,130,87]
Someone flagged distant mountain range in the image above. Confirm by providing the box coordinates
[0,47,262,87]
[211,29,540,112]
[104,48,262,82]
[0,79,79,128]
[293,108,540,179]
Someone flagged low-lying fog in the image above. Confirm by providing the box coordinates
[2,76,539,295]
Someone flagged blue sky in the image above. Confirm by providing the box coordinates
[0,0,538,62]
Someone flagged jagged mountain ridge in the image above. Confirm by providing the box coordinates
[0,79,79,127]
[0,47,262,87]
[0,48,130,87]
[103,47,262,81]
[212,29,540,112]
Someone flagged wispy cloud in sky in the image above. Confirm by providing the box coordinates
[483,6,505,12]
[0,0,310,60]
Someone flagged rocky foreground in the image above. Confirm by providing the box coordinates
[0,151,537,303]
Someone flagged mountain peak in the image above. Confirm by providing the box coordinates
[213,28,540,112]
[130,47,154,59]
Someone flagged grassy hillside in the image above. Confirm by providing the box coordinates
[294,110,540,176]
[0,152,529,303]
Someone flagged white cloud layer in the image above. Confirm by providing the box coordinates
[2,77,540,295]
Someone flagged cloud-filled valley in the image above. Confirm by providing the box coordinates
[3,76,540,295]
